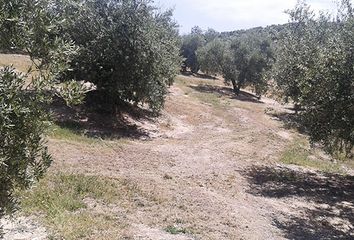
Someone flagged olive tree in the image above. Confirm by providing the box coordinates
[180,26,205,73]
[0,67,52,217]
[274,0,354,156]
[273,2,318,111]
[0,0,86,221]
[198,34,273,97]
[62,0,181,112]
[223,37,273,96]
[197,38,226,76]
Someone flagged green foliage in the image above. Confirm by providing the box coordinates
[165,225,189,235]
[0,0,86,220]
[0,0,87,106]
[274,0,354,155]
[197,39,226,76]
[198,35,273,96]
[224,36,273,95]
[0,67,52,216]
[181,26,206,73]
[273,2,317,105]
[204,28,220,43]
[62,0,181,112]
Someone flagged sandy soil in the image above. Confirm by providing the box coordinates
[1,216,47,240]
[4,75,354,239]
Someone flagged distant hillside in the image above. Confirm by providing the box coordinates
[220,24,289,41]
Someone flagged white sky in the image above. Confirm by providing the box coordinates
[157,0,352,34]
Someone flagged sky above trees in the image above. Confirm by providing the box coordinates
[157,0,349,34]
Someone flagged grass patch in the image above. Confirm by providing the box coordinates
[165,225,189,235]
[17,173,163,239]
[17,173,124,239]
[46,212,121,240]
[175,75,217,87]
[48,122,132,146]
[175,76,224,107]
[175,76,257,111]
[194,91,223,108]
[48,123,100,144]
[280,138,344,174]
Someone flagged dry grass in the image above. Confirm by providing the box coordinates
[16,172,161,239]
[175,75,264,112]
[0,54,32,73]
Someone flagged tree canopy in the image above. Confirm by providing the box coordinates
[62,0,181,112]
[197,35,273,96]
[273,0,354,155]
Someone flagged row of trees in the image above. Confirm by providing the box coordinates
[198,35,273,96]
[181,1,353,156]
[0,0,180,220]
[181,26,274,97]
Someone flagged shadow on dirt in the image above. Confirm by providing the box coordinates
[189,84,264,104]
[266,111,307,134]
[180,71,218,80]
[244,165,354,240]
[50,97,155,140]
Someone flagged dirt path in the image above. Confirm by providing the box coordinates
[44,76,354,239]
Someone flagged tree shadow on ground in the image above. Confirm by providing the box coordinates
[266,110,308,134]
[180,71,218,80]
[50,97,156,140]
[189,84,264,104]
[244,165,354,240]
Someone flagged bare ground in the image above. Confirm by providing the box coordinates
[4,75,354,239]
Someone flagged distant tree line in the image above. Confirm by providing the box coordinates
[181,26,275,97]
[181,0,353,156]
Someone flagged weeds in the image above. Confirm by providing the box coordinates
[165,225,189,235]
